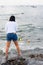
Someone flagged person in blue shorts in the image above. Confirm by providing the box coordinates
[5,15,21,59]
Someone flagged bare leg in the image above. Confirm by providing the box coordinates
[13,41,21,56]
[5,41,11,58]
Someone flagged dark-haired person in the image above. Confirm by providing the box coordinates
[5,15,21,59]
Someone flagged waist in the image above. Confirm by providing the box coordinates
[7,32,16,34]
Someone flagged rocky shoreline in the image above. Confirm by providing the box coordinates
[0,48,43,65]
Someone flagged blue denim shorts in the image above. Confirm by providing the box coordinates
[6,33,18,41]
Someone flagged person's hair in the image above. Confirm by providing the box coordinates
[9,15,15,22]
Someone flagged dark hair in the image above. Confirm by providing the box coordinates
[9,15,15,22]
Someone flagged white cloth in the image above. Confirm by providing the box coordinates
[5,21,18,34]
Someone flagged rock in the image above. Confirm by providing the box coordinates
[29,54,43,61]
[29,54,35,58]
[1,57,28,65]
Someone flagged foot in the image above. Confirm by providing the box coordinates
[18,53,23,58]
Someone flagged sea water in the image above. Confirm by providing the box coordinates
[0,5,43,52]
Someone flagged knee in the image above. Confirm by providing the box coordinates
[6,44,10,48]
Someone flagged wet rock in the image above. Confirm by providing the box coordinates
[29,54,43,61]
[1,57,28,65]
[29,54,35,58]
[1,48,43,65]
